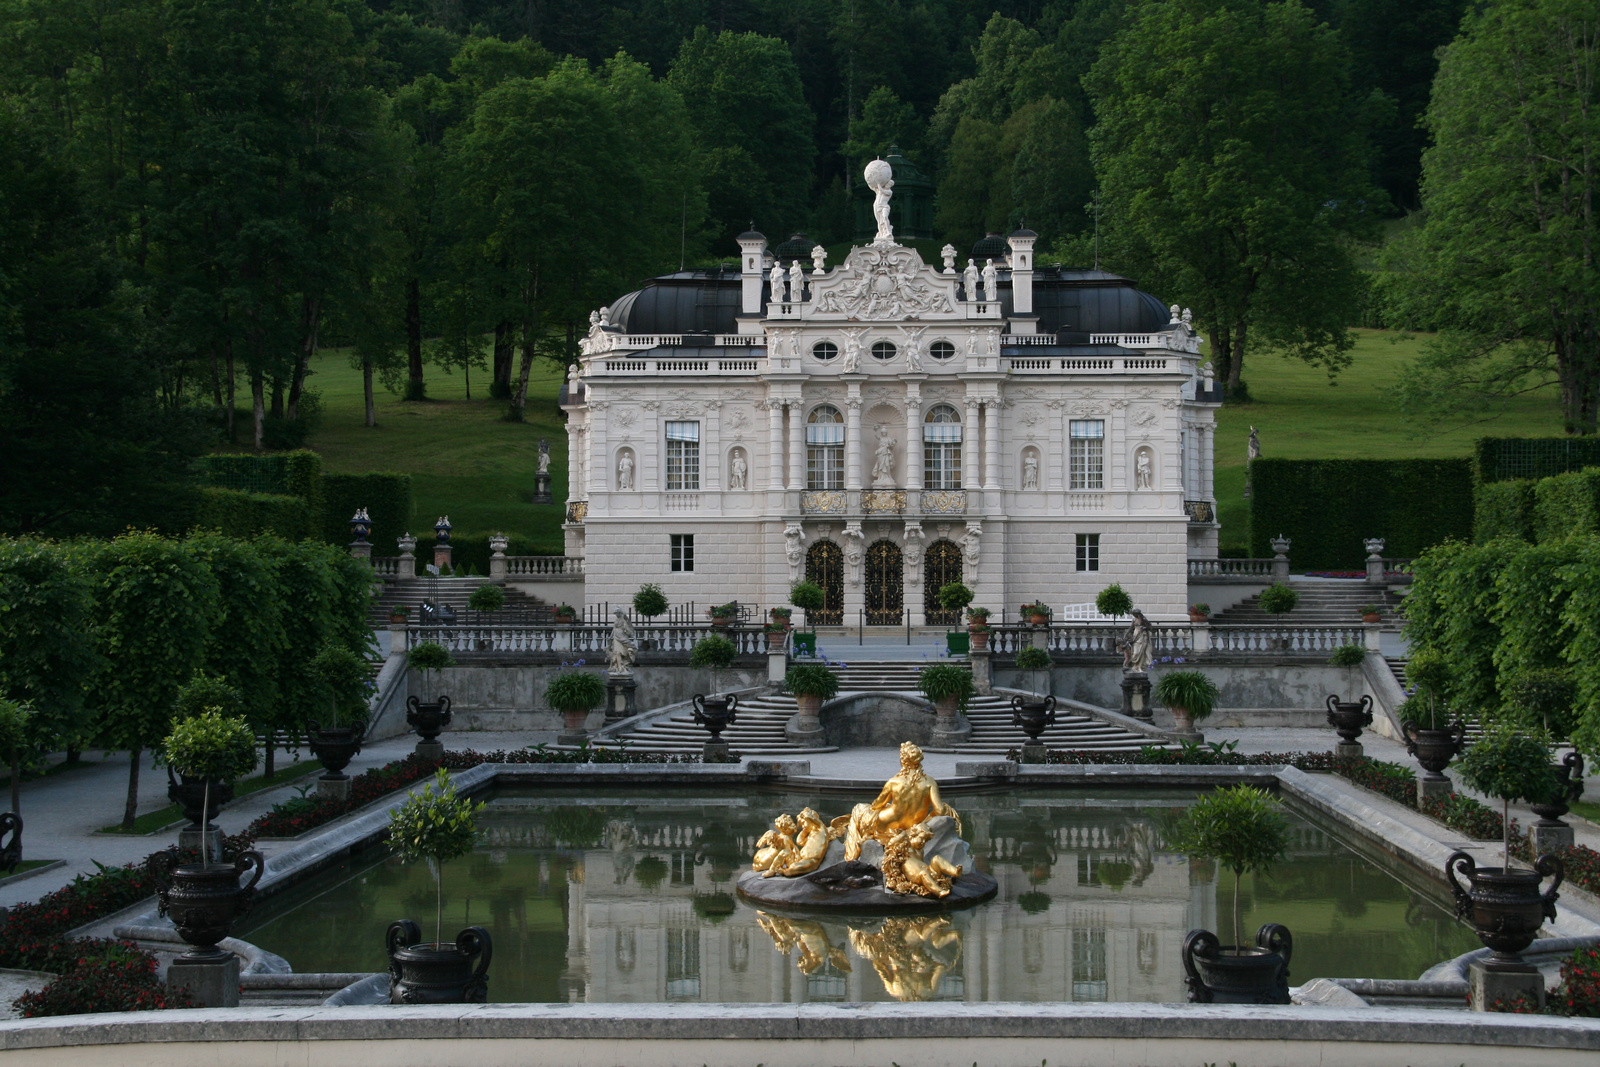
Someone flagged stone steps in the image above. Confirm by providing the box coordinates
[1209,584,1404,628]
[370,577,549,627]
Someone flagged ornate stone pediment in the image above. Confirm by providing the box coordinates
[811,245,959,321]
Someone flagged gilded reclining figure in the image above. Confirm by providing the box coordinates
[833,741,961,862]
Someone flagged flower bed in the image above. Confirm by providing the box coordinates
[11,941,191,1017]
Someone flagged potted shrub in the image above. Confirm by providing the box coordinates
[166,674,245,830]
[633,583,669,620]
[784,662,839,721]
[1189,603,1211,623]
[307,644,374,783]
[1359,603,1382,624]
[406,642,456,755]
[1096,583,1133,622]
[762,621,790,651]
[790,581,826,655]
[467,583,506,613]
[1020,601,1053,627]
[1448,726,1565,972]
[1173,784,1293,1004]
[707,601,740,628]
[148,712,265,963]
[386,767,492,1003]
[937,582,974,654]
[768,605,793,628]
[554,603,577,624]
[1398,650,1466,787]
[546,667,607,741]
[1325,645,1373,750]
[918,662,974,735]
[690,634,740,745]
[1155,670,1219,737]
[389,604,411,625]
[967,607,991,651]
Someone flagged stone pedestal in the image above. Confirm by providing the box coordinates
[1019,742,1049,765]
[433,545,452,571]
[703,740,732,764]
[969,649,992,696]
[557,726,589,747]
[1029,628,1049,651]
[1469,958,1544,1012]
[348,540,372,561]
[415,739,444,762]
[1121,671,1152,721]
[1418,774,1453,804]
[931,698,972,747]
[605,674,637,724]
[317,776,352,802]
[168,953,240,1008]
[533,471,554,505]
[1530,822,1576,854]
[178,827,224,861]
[767,649,787,684]
[1335,740,1364,759]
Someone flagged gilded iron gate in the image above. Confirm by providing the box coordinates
[923,539,962,624]
[805,541,844,625]
[865,540,904,624]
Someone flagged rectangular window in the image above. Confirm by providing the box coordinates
[1069,420,1105,490]
[1076,533,1099,572]
[665,421,700,490]
[922,423,963,490]
[665,927,701,1000]
[670,534,694,572]
[805,421,844,490]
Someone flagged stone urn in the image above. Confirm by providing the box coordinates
[387,920,492,1004]
[307,723,364,781]
[1182,924,1292,1004]
[166,766,235,830]
[1011,694,1057,763]
[1169,706,1200,737]
[1531,752,1587,828]
[148,847,266,960]
[1403,720,1466,782]
[1446,850,1563,969]
[692,693,740,742]
[406,694,453,753]
[1325,694,1374,753]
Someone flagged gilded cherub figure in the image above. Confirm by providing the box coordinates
[772,807,840,877]
[752,813,799,873]
[882,824,963,898]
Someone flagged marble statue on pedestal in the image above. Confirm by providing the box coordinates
[1120,609,1153,673]
[788,260,804,303]
[607,608,637,675]
[982,259,998,302]
[770,263,787,304]
[963,259,979,301]
[865,158,895,243]
[871,425,896,488]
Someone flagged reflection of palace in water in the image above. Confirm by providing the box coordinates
[474,792,1321,1004]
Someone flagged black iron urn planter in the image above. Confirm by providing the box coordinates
[406,695,453,746]
[692,694,740,742]
[1325,694,1373,748]
[0,811,20,875]
[1182,924,1293,1004]
[166,766,235,830]
[1530,752,1587,828]
[1010,695,1058,742]
[307,722,364,781]
[1403,720,1467,783]
[387,919,492,1003]
[1446,850,1563,969]
[148,847,266,960]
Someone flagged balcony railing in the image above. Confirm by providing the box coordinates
[1188,558,1271,578]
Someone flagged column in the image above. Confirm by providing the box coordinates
[1201,422,1216,505]
[705,399,722,495]
[644,404,660,492]
[566,422,582,503]
[787,400,805,492]
[983,399,1001,494]
[845,391,863,491]
[904,392,923,491]
[963,396,981,490]
[766,399,784,492]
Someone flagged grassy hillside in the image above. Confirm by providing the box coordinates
[282,328,1565,552]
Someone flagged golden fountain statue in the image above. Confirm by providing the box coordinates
[736,742,996,910]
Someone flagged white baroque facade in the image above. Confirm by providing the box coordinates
[562,182,1218,625]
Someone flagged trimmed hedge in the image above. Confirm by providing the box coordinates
[1474,479,1536,543]
[1533,469,1600,542]
[193,487,310,539]
[1248,459,1473,570]
[1475,437,1600,484]
[323,472,414,552]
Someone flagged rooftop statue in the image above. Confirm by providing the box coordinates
[865,158,895,244]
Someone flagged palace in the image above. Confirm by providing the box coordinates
[561,162,1219,626]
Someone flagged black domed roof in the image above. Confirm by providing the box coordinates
[972,232,1009,259]
[606,271,743,336]
[773,233,813,263]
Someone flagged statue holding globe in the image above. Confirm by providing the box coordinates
[865,158,895,244]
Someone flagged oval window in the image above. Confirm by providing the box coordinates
[813,340,838,361]
[871,340,898,361]
[929,340,956,361]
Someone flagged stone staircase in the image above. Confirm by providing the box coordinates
[1209,583,1405,628]
[598,661,1165,758]
[370,576,549,628]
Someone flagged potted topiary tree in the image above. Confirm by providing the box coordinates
[307,644,375,788]
[1258,583,1298,649]
[918,662,974,743]
[466,583,506,614]
[406,642,455,758]
[147,712,266,967]
[1154,670,1219,739]
[1173,784,1293,1004]
[689,634,740,750]
[1324,644,1373,754]
[385,767,492,1003]
[166,674,245,832]
[1399,650,1466,795]
[546,665,607,745]
[1010,646,1056,758]
[790,581,826,656]
[1448,725,1565,976]
[633,583,669,651]
[1096,583,1133,623]
[937,582,974,654]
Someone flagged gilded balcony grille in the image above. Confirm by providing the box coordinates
[565,501,588,523]
[862,490,906,514]
[801,491,847,514]
[1184,500,1215,523]
[922,490,966,514]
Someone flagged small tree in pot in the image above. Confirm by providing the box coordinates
[690,634,740,748]
[790,581,826,655]
[919,663,974,738]
[166,675,246,833]
[1457,726,1560,872]
[633,583,669,620]
[1399,649,1466,791]
[937,582,975,653]
[160,711,258,866]
[1154,670,1219,738]
[1173,784,1293,1003]
[1010,647,1056,757]
[546,666,607,742]
[1096,583,1133,622]
[406,642,456,756]
[307,644,375,783]
[386,767,492,1003]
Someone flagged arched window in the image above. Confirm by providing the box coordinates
[812,340,838,362]
[806,405,844,490]
[923,404,963,490]
[871,340,898,361]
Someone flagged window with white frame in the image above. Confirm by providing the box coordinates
[923,404,963,490]
[665,421,700,490]
[806,405,845,490]
[1069,420,1105,490]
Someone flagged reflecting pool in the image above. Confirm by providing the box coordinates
[238,785,1480,1003]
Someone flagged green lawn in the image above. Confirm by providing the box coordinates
[1212,329,1565,550]
[299,352,569,551]
[288,328,1567,551]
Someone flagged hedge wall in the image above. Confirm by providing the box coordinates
[323,473,414,552]
[193,487,311,540]
[1474,479,1536,543]
[1474,437,1600,484]
[1533,469,1600,542]
[1248,459,1474,570]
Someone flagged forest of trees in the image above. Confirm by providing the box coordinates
[2,0,1596,536]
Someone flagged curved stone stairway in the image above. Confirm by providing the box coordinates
[594,662,1167,757]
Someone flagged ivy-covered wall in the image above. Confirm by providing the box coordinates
[1248,458,1473,570]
